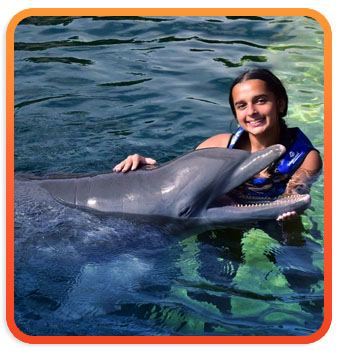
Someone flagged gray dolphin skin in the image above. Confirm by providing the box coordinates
[40,145,310,233]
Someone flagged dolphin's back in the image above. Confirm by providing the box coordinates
[40,172,156,214]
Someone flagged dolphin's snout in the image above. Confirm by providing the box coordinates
[272,144,286,157]
[303,194,311,205]
[239,144,284,173]
[275,144,286,156]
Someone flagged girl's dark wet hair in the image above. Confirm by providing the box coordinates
[228,69,289,129]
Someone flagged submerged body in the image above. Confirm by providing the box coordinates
[39,145,310,234]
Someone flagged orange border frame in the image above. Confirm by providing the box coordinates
[6,8,332,344]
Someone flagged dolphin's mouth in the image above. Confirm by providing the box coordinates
[227,193,309,207]
[204,192,311,223]
[209,193,311,210]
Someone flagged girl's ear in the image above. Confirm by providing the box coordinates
[278,99,286,114]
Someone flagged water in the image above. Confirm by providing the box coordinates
[13,16,324,336]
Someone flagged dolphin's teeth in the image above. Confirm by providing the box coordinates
[229,193,306,210]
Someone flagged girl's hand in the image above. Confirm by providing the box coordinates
[113,154,157,173]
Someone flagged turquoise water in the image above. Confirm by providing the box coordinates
[14,16,324,336]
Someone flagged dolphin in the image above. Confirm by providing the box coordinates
[39,145,310,233]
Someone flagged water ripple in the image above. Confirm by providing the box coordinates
[14,38,142,51]
[24,56,94,66]
[99,78,152,87]
[19,16,173,26]
[15,34,322,54]
[214,55,267,68]
[14,94,74,109]
[225,16,271,21]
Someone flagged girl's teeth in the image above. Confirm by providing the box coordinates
[249,119,264,125]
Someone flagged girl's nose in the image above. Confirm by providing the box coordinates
[247,103,257,116]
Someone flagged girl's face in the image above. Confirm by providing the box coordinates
[231,79,284,136]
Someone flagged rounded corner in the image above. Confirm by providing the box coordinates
[6,315,36,344]
[303,8,332,36]
[302,313,332,344]
[6,8,36,37]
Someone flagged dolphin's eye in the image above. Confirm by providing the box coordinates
[179,206,191,217]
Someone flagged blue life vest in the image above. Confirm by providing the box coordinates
[227,127,317,197]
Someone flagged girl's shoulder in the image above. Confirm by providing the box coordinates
[196,133,232,150]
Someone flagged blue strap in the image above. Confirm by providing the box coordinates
[276,129,316,175]
[228,126,245,149]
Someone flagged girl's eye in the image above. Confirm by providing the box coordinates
[236,103,246,110]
